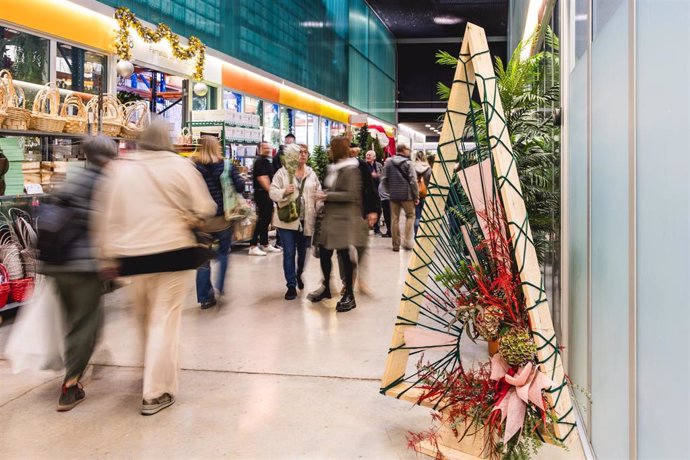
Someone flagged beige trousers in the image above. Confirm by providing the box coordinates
[391,200,415,250]
[130,271,192,401]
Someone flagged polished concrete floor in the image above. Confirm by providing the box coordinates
[0,236,585,459]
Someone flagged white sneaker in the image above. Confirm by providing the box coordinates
[249,246,267,256]
[262,244,282,253]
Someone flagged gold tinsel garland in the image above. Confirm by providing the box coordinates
[114,7,206,81]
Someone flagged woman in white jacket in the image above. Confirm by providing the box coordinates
[269,143,321,300]
[94,117,216,416]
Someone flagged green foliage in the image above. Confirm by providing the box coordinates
[436,27,561,263]
[498,328,537,366]
[309,145,329,184]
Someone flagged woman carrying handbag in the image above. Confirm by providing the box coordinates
[269,143,321,300]
[193,136,245,309]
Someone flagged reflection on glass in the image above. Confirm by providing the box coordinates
[294,110,307,145]
[307,113,318,152]
[56,42,107,94]
[223,90,243,112]
[244,96,260,115]
[193,86,217,111]
[0,27,49,85]
[263,102,280,147]
[321,118,330,147]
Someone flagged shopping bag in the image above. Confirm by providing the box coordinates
[4,275,64,373]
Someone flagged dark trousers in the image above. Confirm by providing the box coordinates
[381,199,392,235]
[320,247,353,294]
[277,228,310,288]
[339,246,364,287]
[196,227,232,302]
[53,272,103,385]
[250,192,273,246]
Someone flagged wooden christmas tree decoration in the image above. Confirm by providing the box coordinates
[380,23,581,459]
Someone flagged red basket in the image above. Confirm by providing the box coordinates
[10,277,34,303]
[0,265,10,309]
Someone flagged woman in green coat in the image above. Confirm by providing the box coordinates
[308,136,367,312]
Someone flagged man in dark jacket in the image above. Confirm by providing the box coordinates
[381,144,419,251]
[40,135,117,412]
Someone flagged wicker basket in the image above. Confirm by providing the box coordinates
[121,101,151,139]
[86,94,123,137]
[10,277,34,302]
[0,80,8,128]
[0,70,31,130]
[31,83,66,133]
[60,94,87,134]
[0,265,10,309]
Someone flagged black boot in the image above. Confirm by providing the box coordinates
[296,272,304,290]
[336,292,356,312]
[285,285,298,300]
[307,285,331,302]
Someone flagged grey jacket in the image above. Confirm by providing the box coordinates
[41,165,102,273]
[381,155,419,202]
[316,159,368,250]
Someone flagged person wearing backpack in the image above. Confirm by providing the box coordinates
[414,150,432,236]
[381,144,419,252]
[269,143,320,300]
[192,136,245,309]
[38,135,117,412]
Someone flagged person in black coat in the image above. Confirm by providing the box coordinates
[193,136,245,309]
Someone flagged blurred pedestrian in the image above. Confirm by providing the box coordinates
[381,144,419,251]
[270,143,320,300]
[40,135,117,412]
[413,150,432,235]
[93,117,216,416]
[192,136,245,309]
[307,136,366,312]
[249,141,281,256]
[365,150,383,234]
[378,178,392,237]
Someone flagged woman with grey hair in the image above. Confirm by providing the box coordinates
[93,117,216,416]
[40,135,118,412]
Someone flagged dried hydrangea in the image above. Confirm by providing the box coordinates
[474,305,504,341]
[498,328,537,367]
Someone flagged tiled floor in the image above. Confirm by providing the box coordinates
[0,236,585,459]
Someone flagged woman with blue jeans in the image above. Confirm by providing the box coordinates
[269,144,320,300]
[193,136,245,309]
[413,151,432,236]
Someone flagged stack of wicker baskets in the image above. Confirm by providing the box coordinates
[29,83,66,133]
[0,82,7,128]
[0,70,31,131]
[121,100,150,139]
[60,94,87,134]
[86,95,123,137]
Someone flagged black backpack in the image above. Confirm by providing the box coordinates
[36,196,79,264]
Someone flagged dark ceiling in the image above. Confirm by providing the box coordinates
[367,0,510,141]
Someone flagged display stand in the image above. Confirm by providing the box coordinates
[380,23,581,458]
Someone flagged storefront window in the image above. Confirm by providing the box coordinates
[294,110,308,145]
[263,102,281,147]
[321,118,331,147]
[306,113,318,151]
[193,86,218,111]
[280,107,294,139]
[0,27,49,85]
[244,96,261,115]
[223,90,243,112]
[56,42,107,94]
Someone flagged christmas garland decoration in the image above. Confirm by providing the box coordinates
[114,7,206,81]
